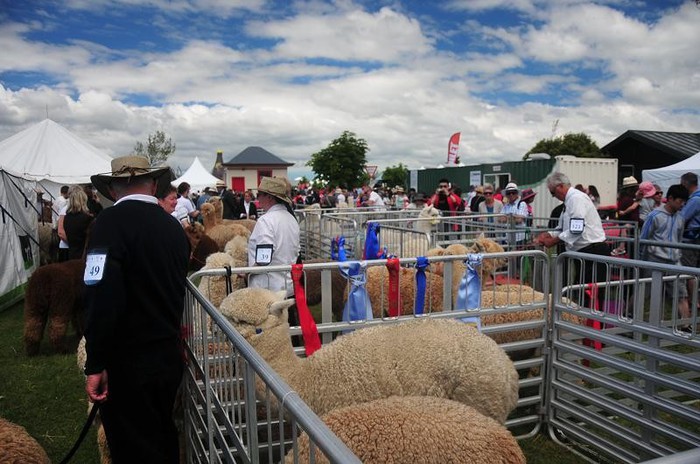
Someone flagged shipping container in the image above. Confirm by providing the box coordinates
[411,155,618,220]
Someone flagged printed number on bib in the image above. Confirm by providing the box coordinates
[84,250,107,285]
[255,244,274,265]
[569,218,585,234]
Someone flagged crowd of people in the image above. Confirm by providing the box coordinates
[33,157,699,462]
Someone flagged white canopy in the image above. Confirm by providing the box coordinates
[172,156,222,192]
[0,119,112,192]
[643,151,700,196]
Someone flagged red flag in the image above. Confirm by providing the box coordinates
[447,132,461,165]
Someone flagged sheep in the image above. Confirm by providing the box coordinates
[0,417,51,464]
[183,221,219,272]
[24,259,85,356]
[285,396,525,464]
[200,203,250,251]
[218,287,519,423]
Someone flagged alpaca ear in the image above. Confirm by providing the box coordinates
[477,232,485,240]
[269,291,294,317]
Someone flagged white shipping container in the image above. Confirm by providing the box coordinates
[527,156,618,221]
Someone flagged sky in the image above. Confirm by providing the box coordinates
[1,0,699,181]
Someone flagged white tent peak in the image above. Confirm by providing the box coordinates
[0,119,112,183]
[643,151,700,196]
[172,156,222,191]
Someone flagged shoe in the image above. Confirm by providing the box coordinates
[679,326,693,335]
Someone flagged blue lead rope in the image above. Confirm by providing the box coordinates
[456,254,482,330]
[414,256,429,315]
[364,222,385,260]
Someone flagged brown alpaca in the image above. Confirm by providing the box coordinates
[24,259,85,356]
[184,222,219,272]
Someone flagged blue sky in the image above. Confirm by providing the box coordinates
[1,0,698,181]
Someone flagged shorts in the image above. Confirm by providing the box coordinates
[643,254,689,299]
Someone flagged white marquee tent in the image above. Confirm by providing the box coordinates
[643,151,700,196]
[0,119,112,306]
[172,156,222,192]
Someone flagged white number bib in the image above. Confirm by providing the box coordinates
[255,244,273,265]
[569,218,585,234]
[84,250,107,285]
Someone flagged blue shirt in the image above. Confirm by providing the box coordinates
[680,190,700,241]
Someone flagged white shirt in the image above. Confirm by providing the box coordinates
[176,196,196,216]
[53,195,68,229]
[549,187,606,251]
[58,204,69,249]
[368,190,386,210]
[502,197,528,242]
[248,203,300,296]
[336,193,346,205]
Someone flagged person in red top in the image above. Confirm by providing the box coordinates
[429,178,463,237]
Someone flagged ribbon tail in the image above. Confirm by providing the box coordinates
[291,264,321,356]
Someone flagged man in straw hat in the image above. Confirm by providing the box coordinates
[83,155,190,462]
[248,176,300,295]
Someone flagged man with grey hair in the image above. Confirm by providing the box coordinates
[535,172,608,307]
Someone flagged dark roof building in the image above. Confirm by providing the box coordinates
[602,130,700,183]
[223,146,293,167]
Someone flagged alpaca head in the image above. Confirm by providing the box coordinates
[201,202,215,217]
[468,234,506,277]
[219,288,294,339]
[418,205,441,224]
[224,235,249,267]
[207,196,224,217]
[184,221,205,247]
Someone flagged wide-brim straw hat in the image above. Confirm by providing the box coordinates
[257,176,292,206]
[91,155,173,202]
[622,176,639,188]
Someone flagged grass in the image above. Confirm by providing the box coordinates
[1,299,590,463]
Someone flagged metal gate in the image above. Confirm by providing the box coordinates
[547,250,700,463]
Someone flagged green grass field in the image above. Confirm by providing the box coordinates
[1,300,590,463]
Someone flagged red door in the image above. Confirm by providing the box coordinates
[231,177,245,193]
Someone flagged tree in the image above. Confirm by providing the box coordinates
[381,163,409,190]
[132,130,176,167]
[522,132,603,160]
[307,131,369,188]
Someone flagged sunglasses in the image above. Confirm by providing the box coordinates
[655,191,663,195]
[484,192,493,195]
[506,191,518,195]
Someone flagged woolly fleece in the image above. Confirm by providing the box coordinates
[0,417,51,464]
[285,396,526,464]
[219,287,519,423]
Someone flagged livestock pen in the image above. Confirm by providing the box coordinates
[183,243,700,463]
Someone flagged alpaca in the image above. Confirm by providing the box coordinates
[207,196,256,232]
[219,287,519,423]
[0,417,51,464]
[200,203,250,251]
[183,221,219,272]
[286,397,525,464]
[24,259,85,356]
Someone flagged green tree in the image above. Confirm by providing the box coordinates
[381,163,409,190]
[523,132,603,160]
[132,130,176,167]
[307,131,369,188]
